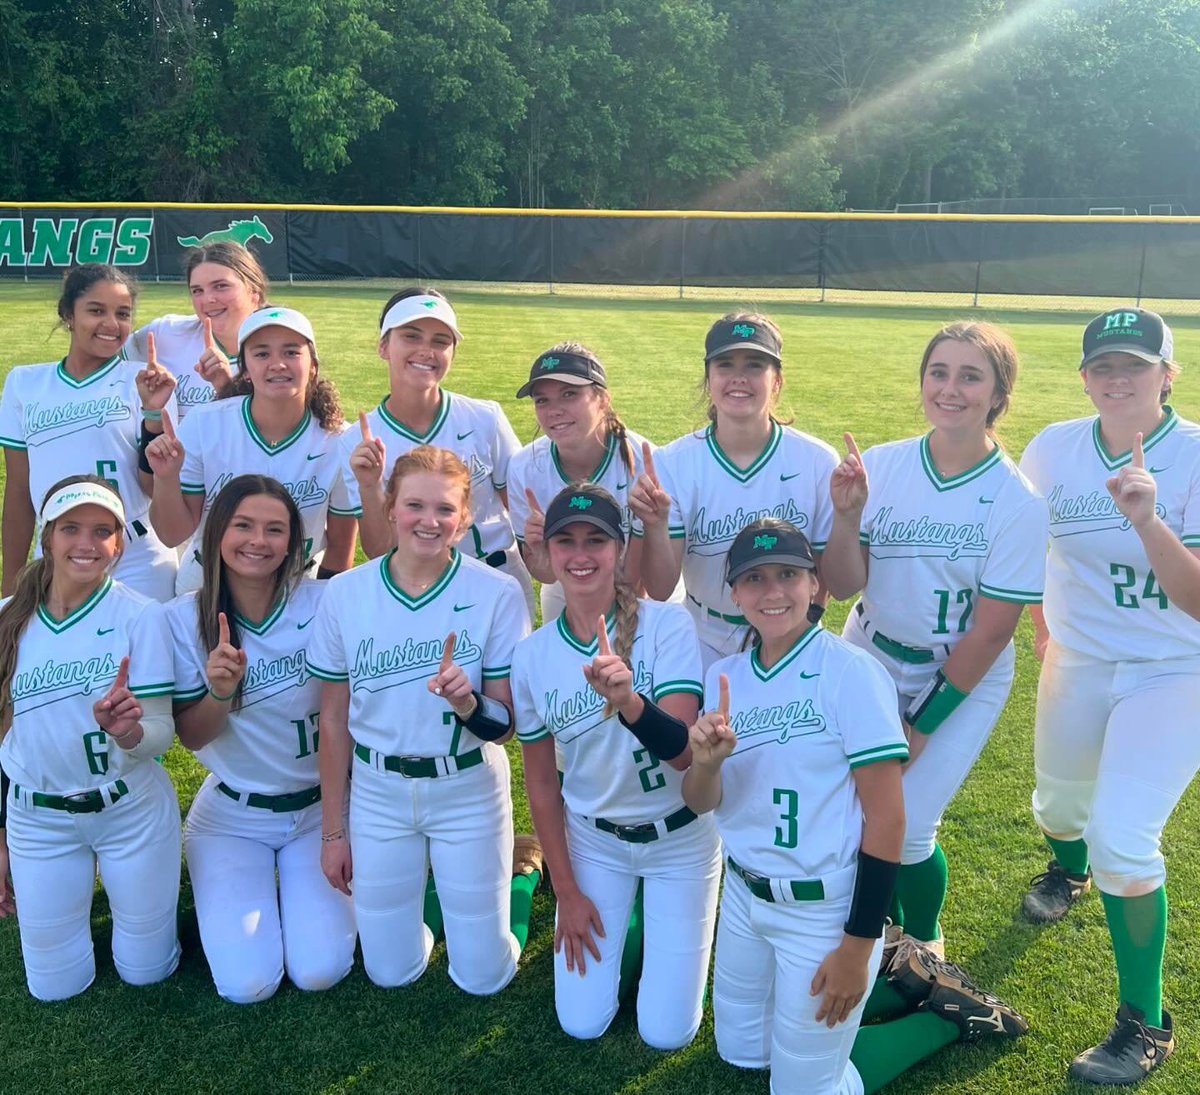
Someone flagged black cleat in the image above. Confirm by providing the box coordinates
[1069,1004,1174,1085]
[1021,859,1092,923]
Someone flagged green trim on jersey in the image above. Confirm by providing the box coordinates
[552,432,616,485]
[55,355,121,390]
[651,678,703,701]
[556,607,617,656]
[308,664,349,683]
[1183,535,1200,547]
[174,683,209,702]
[706,422,781,483]
[1091,406,1177,471]
[377,392,450,444]
[130,680,173,699]
[482,664,511,681]
[516,725,551,744]
[979,582,1043,605]
[0,434,28,451]
[235,594,288,636]
[36,577,112,634]
[919,434,1003,492]
[380,548,460,610]
[750,624,820,682]
[242,397,313,457]
[848,741,909,769]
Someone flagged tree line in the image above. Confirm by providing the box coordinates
[2,0,1197,211]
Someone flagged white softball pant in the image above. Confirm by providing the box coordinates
[184,774,356,1004]
[1032,643,1200,896]
[349,743,519,994]
[714,862,879,1095]
[556,807,721,1049]
[496,548,536,625]
[843,608,1014,864]
[5,762,181,1001]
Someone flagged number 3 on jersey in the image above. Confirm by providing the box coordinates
[773,787,799,848]
[1110,563,1169,609]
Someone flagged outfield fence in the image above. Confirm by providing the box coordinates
[3,202,1200,308]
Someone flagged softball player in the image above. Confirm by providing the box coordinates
[123,242,269,417]
[821,322,1047,963]
[308,445,536,993]
[0,475,180,1000]
[507,344,652,621]
[511,484,720,1048]
[632,313,838,668]
[343,288,533,618]
[683,519,1027,1095]
[0,265,178,602]
[1018,307,1200,1084]
[144,306,356,595]
[167,474,355,1004]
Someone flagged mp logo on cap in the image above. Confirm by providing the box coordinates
[540,356,560,370]
[569,496,593,510]
[753,534,778,549]
[732,324,756,338]
[1103,311,1140,330]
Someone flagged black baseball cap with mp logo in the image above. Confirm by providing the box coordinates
[516,349,608,398]
[543,483,625,542]
[1080,308,1174,368]
[725,519,815,585]
[705,319,782,363]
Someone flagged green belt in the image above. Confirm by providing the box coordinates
[856,603,937,664]
[353,743,484,778]
[687,594,748,627]
[593,805,697,844]
[727,855,826,903]
[217,781,321,812]
[16,779,129,814]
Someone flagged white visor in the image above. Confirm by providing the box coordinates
[238,307,317,354]
[380,296,463,343]
[41,483,126,525]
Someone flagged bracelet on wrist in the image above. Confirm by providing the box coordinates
[208,685,237,703]
[141,408,163,422]
[322,829,346,843]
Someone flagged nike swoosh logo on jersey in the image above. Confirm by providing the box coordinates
[978,496,994,504]
[306,453,323,461]
[798,671,819,679]
[615,482,628,491]
[453,603,475,612]
[97,627,115,635]
[780,472,801,482]
[1150,466,1170,474]
[297,617,315,629]
[457,431,474,441]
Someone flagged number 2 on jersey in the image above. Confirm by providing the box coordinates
[1110,563,1169,609]
[773,787,799,848]
[633,748,666,793]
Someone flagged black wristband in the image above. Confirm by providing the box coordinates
[455,690,512,742]
[807,603,826,624]
[618,693,688,761]
[844,850,900,939]
[0,768,8,827]
[138,421,156,475]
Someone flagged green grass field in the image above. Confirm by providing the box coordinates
[2,281,1200,1095]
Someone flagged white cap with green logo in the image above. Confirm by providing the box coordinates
[41,482,126,525]
[238,307,318,353]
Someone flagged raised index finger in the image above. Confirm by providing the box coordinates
[359,410,374,442]
[203,317,216,350]
[718,673,730,720]
[113,656,130,692]
[596,616,612,657]
[162,407,177,441]
[1132,432,1145,470]
[525,488,543,516]
[843,432,861,460]
[146,331,159,369]
[439,632,457,675]
[642,442,659,486]
[218,611,231,646]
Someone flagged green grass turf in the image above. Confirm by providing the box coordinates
[2,281,1200,1094]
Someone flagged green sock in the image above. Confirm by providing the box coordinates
[1102,887,1168,1028]
[1045,835,1090,877]
[860,974,912,1023]
[850,1011,959,1094]
[509,870,540,953]
[617,880,644,1004]
[888,890,904,932]
[423,876,444,942]
[895,845,948,943]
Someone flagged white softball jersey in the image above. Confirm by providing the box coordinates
[707,626,908,882]
[1020,408,1200,661]
[339,392,522,559]
[0,357,165,523]
[306,550,529,756]
[0,579,174,792]
[511,599,704,824]
[178,396,354,568]
[858,436,1047,648]
[124,315,229,419]
[657,423,838,652]
[167,580,327,795]
[507,430,652,543]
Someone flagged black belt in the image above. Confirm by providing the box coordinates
[15,780,129,814]
[592,805,697,843]
[217,781,321,812]
[727,856,826,902]
[353,743,484,778]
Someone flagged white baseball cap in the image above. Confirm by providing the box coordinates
[238,307,318,353]
[41,482,126,525]
[380,295,463,343]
